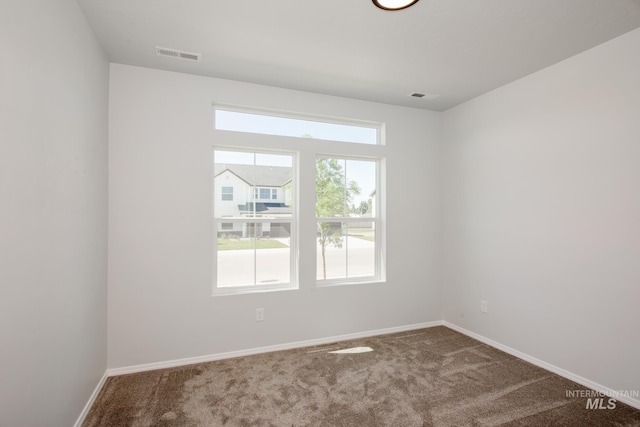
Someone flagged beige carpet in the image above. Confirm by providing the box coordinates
[84,326,640,426]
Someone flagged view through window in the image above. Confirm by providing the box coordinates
[213,107,384,294]
[316,157,378,282]
[214,150,294,290]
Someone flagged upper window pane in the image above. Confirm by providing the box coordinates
[214,150,293,219]
[316,157,377,219]
[215,108,379,145]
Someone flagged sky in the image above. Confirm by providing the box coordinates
[215,109,378,145]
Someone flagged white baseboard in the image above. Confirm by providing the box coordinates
[443,321,640,410]
[107,321,443,377]
[74,370,109,427]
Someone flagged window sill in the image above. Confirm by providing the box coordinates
[212,284,298,297]
[315,278,386,288]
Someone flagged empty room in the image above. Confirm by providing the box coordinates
[1,0,639,426]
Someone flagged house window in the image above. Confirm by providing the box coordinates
[316,157,379,284]
[254,187,277,200]
[259,188,271,199]
[221,186,233,201]
[214,149,294,293]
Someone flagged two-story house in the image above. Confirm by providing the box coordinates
[214,164,293,238]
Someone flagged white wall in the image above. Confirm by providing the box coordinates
[0,0,109,426]
[0,0,636,420]
[442,28,640,395]
[108,64,442,369]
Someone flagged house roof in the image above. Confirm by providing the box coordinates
[215,164,292,187]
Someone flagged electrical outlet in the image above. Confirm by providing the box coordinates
[480,300,488,314]
[256,308,264,322]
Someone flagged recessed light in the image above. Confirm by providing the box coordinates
[372,0,420,11]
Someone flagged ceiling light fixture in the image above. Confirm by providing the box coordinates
[372,0,419,11]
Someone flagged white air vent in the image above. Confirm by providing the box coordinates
[155,46,201,62]
[410,92,440,100]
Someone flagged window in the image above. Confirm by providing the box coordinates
[214,150,294,293]
[221,186,233,201]
[316,157,379,283]
[213,105,384,295]
[215,107,380,145]
[259,188,271,199]
[254,187,276,200]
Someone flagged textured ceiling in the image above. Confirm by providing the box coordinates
[78,0,640,111]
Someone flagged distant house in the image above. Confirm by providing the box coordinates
[214,164,292,238]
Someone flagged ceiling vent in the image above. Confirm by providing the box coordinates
[410,92,440,100]
[155,46,201,62]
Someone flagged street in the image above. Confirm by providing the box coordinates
[217,236,375,287]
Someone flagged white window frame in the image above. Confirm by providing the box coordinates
[212,104,386,296]
[315,155,382,286]
[213,147,297,295]
[214,104,383,146]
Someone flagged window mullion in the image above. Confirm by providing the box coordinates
[345,222,349,278]
[253,224,257,286]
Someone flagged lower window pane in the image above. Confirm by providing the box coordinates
[217,248,255,287]
[316,222,375,281]
[256,222,291,285]
[317,222,346,280]
[346,224,375,278]
[217,222,291,288]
